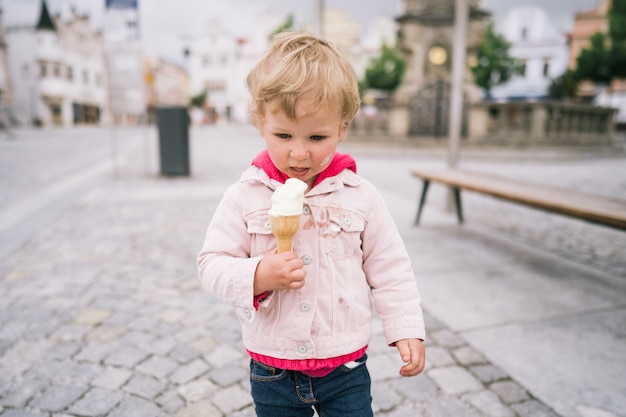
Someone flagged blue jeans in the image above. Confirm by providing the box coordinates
[250,354,373,417]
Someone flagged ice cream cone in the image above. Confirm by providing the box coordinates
[270,214,301,253]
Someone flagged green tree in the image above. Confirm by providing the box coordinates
[548,69,578,100]
[190,90,207,108]
[272,14,294,36]
[575,0,626,84]
[362,44,406,92]
[470,22,523,97]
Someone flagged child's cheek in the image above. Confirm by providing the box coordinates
[321,154,332,168]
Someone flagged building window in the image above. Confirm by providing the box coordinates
[67,66,74,81]
[543,60,550,77]
[22,64,29,79]
[95,73,102,87]
[40,62,47,78]
[519,60,526,77]
[521,27,528,40]
[54,64,61,78]
[83,70,89,85]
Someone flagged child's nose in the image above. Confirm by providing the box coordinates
[290,141,309,160]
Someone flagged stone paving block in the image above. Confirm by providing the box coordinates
[368,353,402,381]
[75,342,117,363]
[0,380,48,408]
[381,406,426,417]
[43,341,81,360]
[391,374,438,402]
[136,355,179,379]
[462,389,515,417]
[424,346,456,368]
[116,329,157,347]
[423,395,482,417]
[207,365,249,387]
[28,385,88,413]
[142,336,178,356]
[205,344,245,369]
[213,384,253,415]
[54,361,103,386]
[85,324,127,343]
[66,387,124,416]
[0,340,53,379]
[469,364,508,384]
[490,380,530,404]
[177,379,219,403]
[91,366,133,390]
[155,388,186,415]
[72,308,112,325]
[123,374,167,399]
[428,366,483,395]
[104,346,150,368]
[50,324,91,342]
[107,395,169,417]
[169,358,211,385]
[429,328,466,348]
[169,344,202,364]
[511,400,560,417]
[0,411,48,417]
[189,335,218,354]
[452,346,488,366]
[174,399,222,417]
[229,406,257,417]
[371,381,401,412]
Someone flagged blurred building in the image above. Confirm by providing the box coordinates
[489,4,569,101]
[144,56,189,116]
[104,0,145,125]
[5,0,109,127]
[568,0,610,71]
[0,8,12,126]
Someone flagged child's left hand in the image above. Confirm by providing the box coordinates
[395,338,425,377]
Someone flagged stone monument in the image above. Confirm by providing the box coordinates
[389,0,489,137]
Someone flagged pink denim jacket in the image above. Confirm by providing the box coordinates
[197,166,425,362]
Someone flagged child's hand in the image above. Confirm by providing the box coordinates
[254,250,306,295]
[395,338,425,377]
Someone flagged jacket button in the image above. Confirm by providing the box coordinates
[303,206,311,215]
[343,217,352,225]
[300,302,310,312]
[243,308,252,319]
[264,221,271,230]
[297,345,308,354]
[301,255,312,265]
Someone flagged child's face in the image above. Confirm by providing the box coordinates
[259,95,347,191]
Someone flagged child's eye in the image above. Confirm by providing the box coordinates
[310,135,326,141]
[276,133,291,139]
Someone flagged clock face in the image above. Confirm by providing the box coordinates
[428,46,447,66]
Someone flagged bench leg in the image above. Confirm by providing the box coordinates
[453,187,463,224]
[415,180,430,225]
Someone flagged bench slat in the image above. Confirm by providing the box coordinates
[411,168,626,230]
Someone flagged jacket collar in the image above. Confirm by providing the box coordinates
[241,166,361,196]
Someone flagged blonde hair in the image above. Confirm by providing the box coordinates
[247,32,361,129]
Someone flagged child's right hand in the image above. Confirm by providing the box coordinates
[254,250,306,295]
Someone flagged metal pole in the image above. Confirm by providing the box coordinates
[448,0,468,169]
[314,0,324,37]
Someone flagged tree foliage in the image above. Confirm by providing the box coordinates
[470,22,523,97]
[190,90,207,108]
[362,44,407,92]
[548,69,578,100]
[575,0,626,83]
[272,15,294,36]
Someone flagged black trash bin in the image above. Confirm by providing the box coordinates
[156,106,190,176]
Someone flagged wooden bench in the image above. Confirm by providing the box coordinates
[411,168,626,231]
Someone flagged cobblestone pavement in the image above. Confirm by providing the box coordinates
[1,125,624,417]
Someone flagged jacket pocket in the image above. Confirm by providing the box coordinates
[246,212,275,256]
[324,207,365,261]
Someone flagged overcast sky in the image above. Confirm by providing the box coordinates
[0,0,602,64]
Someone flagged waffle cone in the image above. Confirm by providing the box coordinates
[270,215,301,253]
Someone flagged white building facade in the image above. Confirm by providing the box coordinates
[489,4,569,101]
[6,1,109,126]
